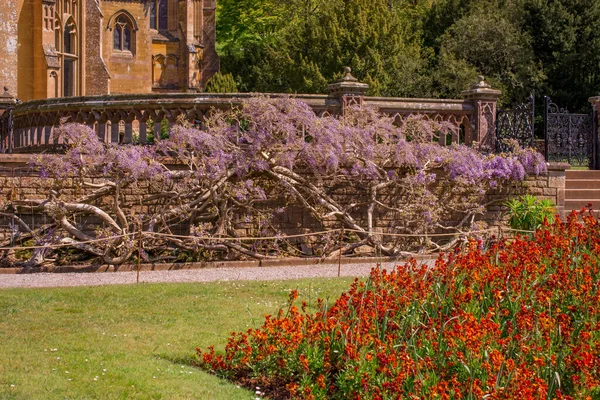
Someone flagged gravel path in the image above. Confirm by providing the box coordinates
[0,261,436,289]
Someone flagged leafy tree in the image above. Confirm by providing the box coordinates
[219,0,431,96]
[216,0,286,56]
[204,72,239,93]
[520,0,600,111]
[421,0,474,51]
[436,6,545,105]
[216,0,288,92]
[215,0,600,110]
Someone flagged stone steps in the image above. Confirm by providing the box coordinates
[565,200,598,211]
[566,170,600,180]
[564,189,600,199]
[566,180,600,189]
[565,170,600,212]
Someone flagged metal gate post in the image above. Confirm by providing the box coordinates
[531,94,535,148]
[588,95,600,169]
[593,108,598,170]
[544,96,549,161]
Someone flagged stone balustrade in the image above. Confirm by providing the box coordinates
[0,72,500,153]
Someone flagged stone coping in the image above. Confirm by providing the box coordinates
[547,162,571,171]
[365,97,474,113]
[0,255,438,275]
[11,92,480,116]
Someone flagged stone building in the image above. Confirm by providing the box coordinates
[0,0,219,102]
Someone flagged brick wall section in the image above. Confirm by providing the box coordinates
[0,155,569,244]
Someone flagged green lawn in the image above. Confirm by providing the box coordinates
[0,277,356,399]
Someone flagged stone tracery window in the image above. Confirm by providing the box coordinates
[152,55,165,87]
[49,72,59,98]
[44,6,54,31]
[152,54,179,89]
[113,16,133,52]
[52,0,80,97]
[108,11,137,55]
[64,21,75,55]
[149,0,168,31]
[62,18,78,97]
[54,17,61,49]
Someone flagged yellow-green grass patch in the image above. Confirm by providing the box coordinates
[0,277,356,399]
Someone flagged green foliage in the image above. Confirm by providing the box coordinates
[505,194,556,231]
[204,72,239,93]
[217,0,286,56]
[13,240,34,261]
[437,6,545,105]
[519,0,600,111]
[219,0,429,95]
[217,0,600,109]
[145,118,170,144]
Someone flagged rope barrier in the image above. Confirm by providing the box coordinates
[143,229,344,241]
[341,228,499,238]
[0,225,532,252]
[0,233,136,251]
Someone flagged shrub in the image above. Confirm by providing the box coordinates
[205,72,239,93]
[506,194,556,231]
[197,211,600,399]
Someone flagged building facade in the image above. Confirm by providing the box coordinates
[0,0,219,102]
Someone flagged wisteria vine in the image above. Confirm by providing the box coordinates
[2,97,545,265]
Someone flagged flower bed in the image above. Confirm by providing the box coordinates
[197,210,600,399]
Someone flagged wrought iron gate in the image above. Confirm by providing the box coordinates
[496,94,535,152]
[544,97,596,168]
[0,106,13,153]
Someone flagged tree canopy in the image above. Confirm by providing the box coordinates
[216,0,600,111]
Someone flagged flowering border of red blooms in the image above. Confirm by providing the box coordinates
[197,209,600,399]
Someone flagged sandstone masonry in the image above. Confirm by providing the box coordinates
[0,0,219,102]
[0,155,569,247]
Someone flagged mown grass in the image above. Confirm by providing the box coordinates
[0,277,356,399]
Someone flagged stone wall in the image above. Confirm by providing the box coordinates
[0,155,569,248]
[85,0,111,96]
[0,1,18,95]
[485,163,568,225]
[200,0,220,88]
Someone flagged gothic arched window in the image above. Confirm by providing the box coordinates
[54,0,80,98]
[113,16,133,52]
[62,19,77,97]
[149,0,168,31]
[64,22,75,55]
